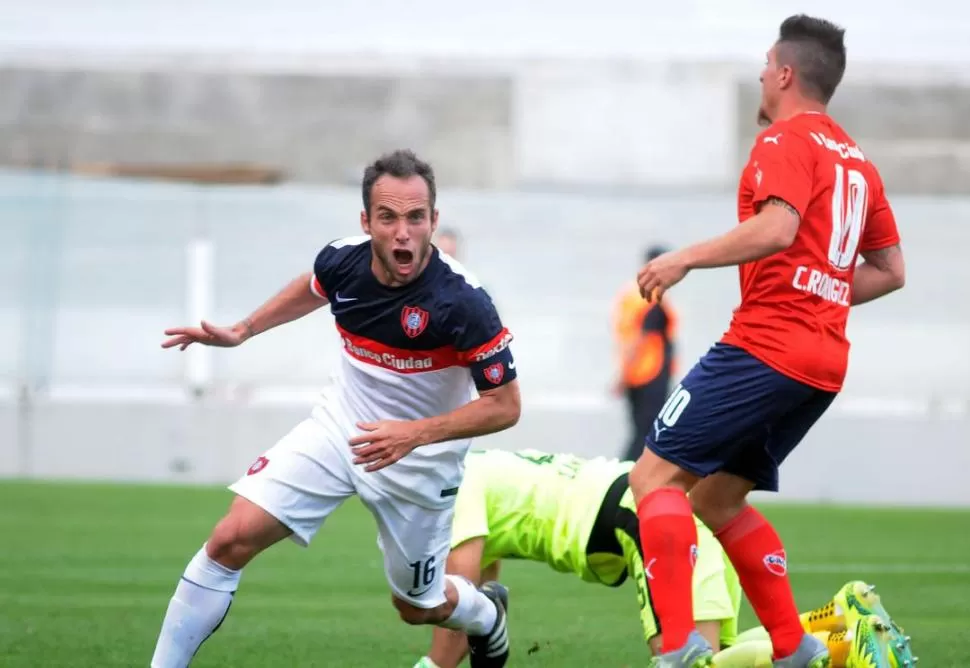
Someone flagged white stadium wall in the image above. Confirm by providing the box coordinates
[1,398,969,506]
[0,1,968,504]
[2,1,970,193]
[1,177,968,505]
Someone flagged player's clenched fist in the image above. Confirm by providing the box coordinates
[637,250,690,302]
[350,420,422,472]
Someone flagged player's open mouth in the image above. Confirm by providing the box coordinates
[392,249,414,267]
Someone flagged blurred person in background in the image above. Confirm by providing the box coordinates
[612,245,678,462]
[436,227,461,259]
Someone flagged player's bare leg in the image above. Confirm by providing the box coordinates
[425,602,474,668]
[421,560,503,668]
[692,473,826,666]
[688,472,753,533]
[628,449,713,665]
[396,577,509,668]
[404,539,508,668]
[150,496,292,668]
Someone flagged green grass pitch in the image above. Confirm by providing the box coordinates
[1,481,968,666]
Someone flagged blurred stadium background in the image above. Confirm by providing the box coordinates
[2,0,968,504]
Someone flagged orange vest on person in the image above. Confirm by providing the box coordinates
[612,282,678,388]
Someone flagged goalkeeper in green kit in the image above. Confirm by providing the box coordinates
[412,448,913,668]
[413,447,741,667]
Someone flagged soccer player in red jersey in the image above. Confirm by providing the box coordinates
[629,15,906,668]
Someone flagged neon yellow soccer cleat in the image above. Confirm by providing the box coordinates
[735,600,847,646]
[824,628,851,668]
[832,581,917,668]
[801,599,848,634]
[846,615,893,668]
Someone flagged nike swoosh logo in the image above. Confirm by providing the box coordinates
[508,361,516,370]
[334,292,357,303]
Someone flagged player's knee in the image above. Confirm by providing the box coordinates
[392,595,424,624]
[690,490,744,533]
[628,452,693,501]
[690,497,717,530]
[392,595,448,625]
[206,499,283,569]
[206,516,257,569]
[628,459,652,499]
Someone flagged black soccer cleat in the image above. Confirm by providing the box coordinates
[467,581,510,668]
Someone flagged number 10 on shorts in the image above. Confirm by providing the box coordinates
[658,385,691,428]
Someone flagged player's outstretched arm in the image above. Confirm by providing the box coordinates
[161,271,327,350]
[851,244,905,306]
[637,199,799,300]
[682,198,800,269]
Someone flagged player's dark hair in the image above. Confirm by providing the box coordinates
[776,14,846,104]
[362,149,437,213]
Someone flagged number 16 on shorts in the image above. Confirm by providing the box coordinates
[407,556,437,598]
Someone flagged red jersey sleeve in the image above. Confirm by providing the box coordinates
[859,180,901,252]
[749,131,815,217]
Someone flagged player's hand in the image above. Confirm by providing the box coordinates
[637,251,690,302]
[161,320,249,351]
[349,420,421,472]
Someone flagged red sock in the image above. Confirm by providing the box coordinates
[636,487,698,653]
[715,505,804,659]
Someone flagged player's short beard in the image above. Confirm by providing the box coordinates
[409,242,431,272]
[375,249,397,281]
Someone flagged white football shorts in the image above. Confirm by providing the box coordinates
[229,404,469,608]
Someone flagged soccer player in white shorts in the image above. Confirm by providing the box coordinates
[150,150,520,668]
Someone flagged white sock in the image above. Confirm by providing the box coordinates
[150,544,242,668]
[439,575,497,636]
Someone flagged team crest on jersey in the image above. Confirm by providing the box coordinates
[247,456,269,476]
[401,306,429,338]
[484,362,505,385]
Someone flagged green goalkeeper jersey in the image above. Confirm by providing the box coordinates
[451,447,633,583]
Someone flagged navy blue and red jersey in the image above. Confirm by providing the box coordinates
[309,236,516,421]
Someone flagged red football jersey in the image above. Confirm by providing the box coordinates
[721,112,900,392]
